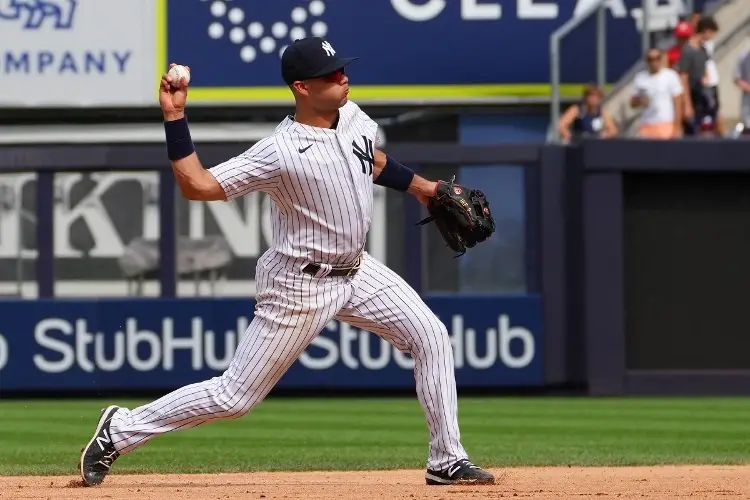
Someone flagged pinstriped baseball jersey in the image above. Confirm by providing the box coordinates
[209,100,378,267]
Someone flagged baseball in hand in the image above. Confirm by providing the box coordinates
[168,65,190,87]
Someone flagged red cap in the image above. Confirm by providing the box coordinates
[674,21,693,38]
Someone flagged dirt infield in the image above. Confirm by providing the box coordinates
[1,466,749,499]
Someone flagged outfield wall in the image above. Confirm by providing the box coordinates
[1,139,749,396]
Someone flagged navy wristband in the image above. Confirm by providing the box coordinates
[164,117,196,161]
[374,155,415,192]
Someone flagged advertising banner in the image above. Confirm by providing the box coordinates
[0,295,543,391]
[165,0,696,104]
[0,0,158,107]
[0,0,699,107]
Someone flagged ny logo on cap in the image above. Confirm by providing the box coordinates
[322,41,336,57]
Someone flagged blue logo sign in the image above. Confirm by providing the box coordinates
[165,0,703,102]
[0,296,543,391]
[0,0,77,29]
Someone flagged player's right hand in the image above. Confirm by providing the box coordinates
[159,63,190,121]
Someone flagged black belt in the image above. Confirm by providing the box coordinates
[302,262,360,278]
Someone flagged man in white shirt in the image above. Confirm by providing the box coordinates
[631,48,684,139]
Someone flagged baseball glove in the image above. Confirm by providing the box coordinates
[416,176,496,257]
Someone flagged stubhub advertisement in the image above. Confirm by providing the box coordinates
[0,296,543,391]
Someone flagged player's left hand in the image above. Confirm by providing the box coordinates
[414,181,438,206]
[415,191,432,206]
[416,177,495,257]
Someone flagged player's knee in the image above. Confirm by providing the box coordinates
[215,392,253,420]
[213,372,255,419]
[435,320,450,347]
[222,404,251,420]
[410,316,450,356]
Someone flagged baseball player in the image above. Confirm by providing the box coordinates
[79,37,495,487]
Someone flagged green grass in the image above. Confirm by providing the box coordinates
[1,397,749,476]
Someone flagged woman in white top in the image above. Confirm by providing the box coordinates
[631,48,684,139]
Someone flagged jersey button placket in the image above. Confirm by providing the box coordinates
[334,131,365,254]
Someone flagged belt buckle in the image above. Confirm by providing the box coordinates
[345,256,361,278]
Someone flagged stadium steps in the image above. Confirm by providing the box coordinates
[715,23,750,128]
[602,0,750,137]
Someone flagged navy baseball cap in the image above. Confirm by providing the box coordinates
[281,37,358,85]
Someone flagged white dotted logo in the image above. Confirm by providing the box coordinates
[0,332,7,371]
[201,0,328,63]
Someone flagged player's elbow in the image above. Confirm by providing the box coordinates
[174,174,204,200]
[177,176,226,202]
[178,184,203,201]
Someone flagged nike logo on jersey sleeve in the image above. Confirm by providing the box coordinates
[298,144,313,153]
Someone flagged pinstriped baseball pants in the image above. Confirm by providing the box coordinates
[108,252,468,470]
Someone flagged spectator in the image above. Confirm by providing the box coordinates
[675,15,720,136]
[689,10,702,31]
[557,84,617,143]
[733,49,750,132]
[702,31,724,136]
[631,48,684,139]
[666,21,693,69]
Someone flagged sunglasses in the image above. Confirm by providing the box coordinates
[318,68,346,83]
[646,55,661,62]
